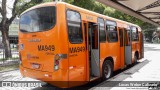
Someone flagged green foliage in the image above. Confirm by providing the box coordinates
[64,0,74,4]
[43,0,54,2]
[16,0,55,15]
[64,0,114,15]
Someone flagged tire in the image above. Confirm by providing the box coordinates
[134,54,138,64]
[102,60,113,80]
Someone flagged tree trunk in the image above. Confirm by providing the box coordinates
[1,26,12,59]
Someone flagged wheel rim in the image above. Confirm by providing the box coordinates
[104,63,111,79]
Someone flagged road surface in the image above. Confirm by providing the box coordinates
[0,43,160,90]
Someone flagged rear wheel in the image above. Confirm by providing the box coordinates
[102,60,113,80]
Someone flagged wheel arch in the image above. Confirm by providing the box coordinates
[103,56,114,69]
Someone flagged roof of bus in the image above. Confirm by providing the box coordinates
[21,1,141,31]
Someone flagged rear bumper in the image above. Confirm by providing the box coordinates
[20,65,68,88]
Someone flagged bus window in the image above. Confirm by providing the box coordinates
[106,20,118,42]
[98,18,106,42]
[119,28,123,47]
[20,6,56,32]
[92,25,98,49]
[67,10,83,43]
[127,26,131,45]
[124,29,130,46]
[131,26,139,41]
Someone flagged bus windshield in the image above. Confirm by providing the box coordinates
[20,6,56,33]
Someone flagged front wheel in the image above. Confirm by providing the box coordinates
[102,60,113,80]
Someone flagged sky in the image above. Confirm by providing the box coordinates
[0,0,15,18]
[0,0,31,18]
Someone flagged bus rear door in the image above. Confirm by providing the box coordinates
[83,21,101,81]
[88,22,100,80]
[124,28,132,65]
[119,27,132,66]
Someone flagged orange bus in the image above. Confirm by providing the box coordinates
[19,2,144,88]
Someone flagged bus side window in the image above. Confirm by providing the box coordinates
[67,10,83,43]
[128,31,131,45]
[136,28,139,41]
[92,25,98,49]
[98,18,106,42]
[119,28,123,47]
[131,26,139,41]
[106,20,118,42]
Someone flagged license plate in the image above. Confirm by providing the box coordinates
[32,64,40,69]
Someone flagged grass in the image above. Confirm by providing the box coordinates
[0,64,19,72]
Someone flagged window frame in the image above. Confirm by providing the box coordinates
[106,20,118,43]
[19,6,57,33]
[66,9,83,44]
[97,17,106,43]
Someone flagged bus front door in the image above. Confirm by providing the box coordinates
[88,22,100,80]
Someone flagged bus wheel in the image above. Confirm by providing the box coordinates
[134,54,138,64]
[102,60,113,80]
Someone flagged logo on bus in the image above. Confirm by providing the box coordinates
[69,46,85,53]
[27,54,39,60]
[29,39,41,42]
[38,45,55,51]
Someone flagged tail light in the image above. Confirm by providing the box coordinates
[54,54,60,71]
[54,54,67,71]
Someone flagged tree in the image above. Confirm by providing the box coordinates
[0,0,43,58]
[64,0,107,14]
